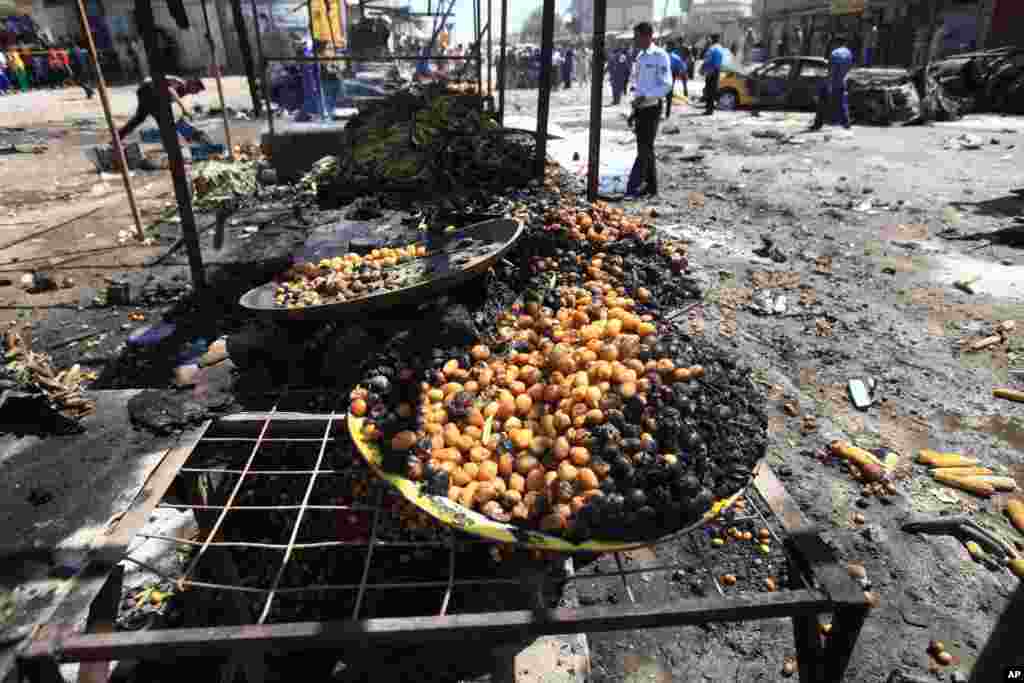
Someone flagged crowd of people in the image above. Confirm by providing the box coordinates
[0,42,97,97]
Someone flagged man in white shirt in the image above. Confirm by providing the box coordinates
[625,22,672,199]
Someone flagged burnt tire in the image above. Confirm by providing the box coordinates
[718,89,739,111]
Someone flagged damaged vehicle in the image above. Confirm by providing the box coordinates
[716,57,831,111]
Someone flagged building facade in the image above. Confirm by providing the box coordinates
[758,0,1018,67]
[25,0,354,76]
[687,0,756,55]
[604,0,657,33]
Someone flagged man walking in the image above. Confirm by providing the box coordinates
[625,22,672,199]
[666,46,686,117]
[116,76,206,142]
[700,33,724,115]
[810,36,853,130]
[610,48,630,105]
[562,46,574,89]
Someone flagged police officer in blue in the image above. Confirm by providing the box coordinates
[609,48,632,105]
[811,35,853,130]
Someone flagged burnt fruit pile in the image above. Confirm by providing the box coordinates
[351,206,766,544]
[275,243,428,308]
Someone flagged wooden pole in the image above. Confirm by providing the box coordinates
[75,0,145,243]
[535,0,555,180]
[200,0,234,158]
[586,0,607,202]
[136,0,206,289]
[498,0,507,125]
[230,0,263,116]
[922,0,942,120]
[486,0,492,97]
[250,0,274,136]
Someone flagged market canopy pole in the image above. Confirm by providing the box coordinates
[251,0,274,135]
[534,0,555,180]
[586,0,608,202]
[200,0,234,158]
[230,0,263,116]
[75,0,145,242]
[486,0,492,98]
[136,0,206,289]
[498,0,506,125]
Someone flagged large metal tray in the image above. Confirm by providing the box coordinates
[239,218,523,321]
[349,414,747,553]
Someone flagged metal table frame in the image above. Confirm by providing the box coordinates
[17,404,870,683]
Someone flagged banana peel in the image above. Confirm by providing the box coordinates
[1007,499,1024,536]
[930,466,993,478]
[931,470,994,497]
[916,449,979,468]
[993,388,1024,403]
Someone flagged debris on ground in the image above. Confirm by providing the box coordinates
[752,235,786,263]
[847,378,873,410]
[0,143,48,155]
[962,320,1015,352]
[944,133,984,151]
[953,275,980,294]
[749,290,788,316]
[901,514,1021,578]
[126,389,207,434]
[2,330,96,427]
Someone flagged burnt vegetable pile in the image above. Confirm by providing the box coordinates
[314,82,536,202]
[351,200,766,544]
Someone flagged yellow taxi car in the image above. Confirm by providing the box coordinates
[716,56,831,111]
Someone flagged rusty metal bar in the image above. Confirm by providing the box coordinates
[439,532,457,616]
[23,590,829,663]
[612,553,636,604]
[156,503,378,512]
[183,576,524,594]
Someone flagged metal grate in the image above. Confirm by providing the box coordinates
[122,400,811,627]
[21,395,869,683]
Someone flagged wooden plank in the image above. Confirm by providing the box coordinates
[77,566,123,683]
[86,422,211,567]
[22,590,828,663]
[754,467,867,606]
[791,613,822,683]
[823,605,869,682]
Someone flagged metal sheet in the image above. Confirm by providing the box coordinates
[238,218,523,321]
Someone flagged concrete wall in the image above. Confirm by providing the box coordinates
[606,0,657,32]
